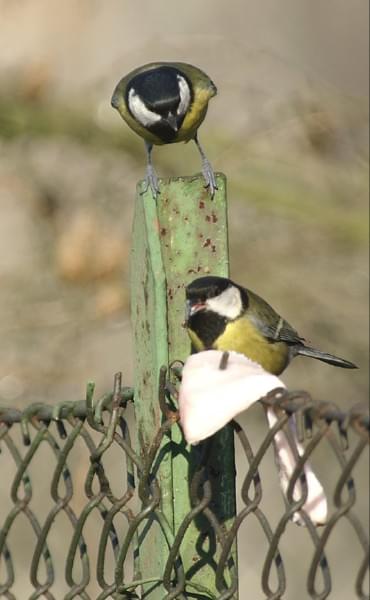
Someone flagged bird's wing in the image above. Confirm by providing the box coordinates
[247,289,305,346]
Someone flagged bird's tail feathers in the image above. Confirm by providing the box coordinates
[297,346,357,369]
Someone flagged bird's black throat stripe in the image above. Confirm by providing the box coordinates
[148,119,184,143]
[188,311,227,349]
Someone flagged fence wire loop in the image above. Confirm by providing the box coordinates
[0,371,368,599]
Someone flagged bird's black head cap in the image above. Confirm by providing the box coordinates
[186,276,249,309]
[126,65,193,142]
[129,66,187,113]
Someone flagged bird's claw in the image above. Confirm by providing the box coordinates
[201,158,218,199]
[142,164,160,200]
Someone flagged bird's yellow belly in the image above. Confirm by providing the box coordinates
[215,320,289,375]
[188,319,289,375]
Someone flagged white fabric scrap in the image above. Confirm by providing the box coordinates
[178,350,328,526]
[266,407,328,526]
[179,350,283,444]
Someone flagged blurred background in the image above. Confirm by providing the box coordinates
[0,1,368,598]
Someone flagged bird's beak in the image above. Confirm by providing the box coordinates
[165,113,178,132]
[184,300,205,326]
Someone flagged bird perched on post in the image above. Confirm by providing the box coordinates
[184,276,357,375]
[111,62,217,199]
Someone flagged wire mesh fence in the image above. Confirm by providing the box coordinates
[0,368,368,600]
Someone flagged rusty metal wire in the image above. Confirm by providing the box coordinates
[0,372,368,599]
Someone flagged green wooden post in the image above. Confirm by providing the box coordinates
[131,174,238,598]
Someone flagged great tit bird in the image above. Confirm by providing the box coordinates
[111,62,217,199]
[185,276,357,375]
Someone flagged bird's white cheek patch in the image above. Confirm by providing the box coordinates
[128,88,161,127]
[179,350,327,526]
[206,286,242,320]
[177,75,191,116]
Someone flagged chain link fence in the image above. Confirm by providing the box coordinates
[0,369,369,599]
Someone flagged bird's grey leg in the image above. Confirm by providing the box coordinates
[142,141,160,199]
[194,135,218,198]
